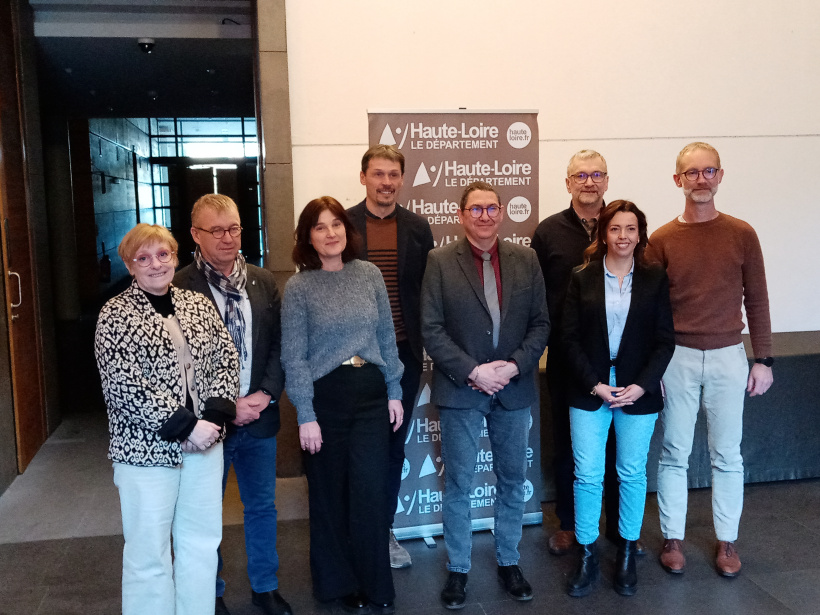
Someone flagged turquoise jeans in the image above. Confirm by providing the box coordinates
[570,367,658,545]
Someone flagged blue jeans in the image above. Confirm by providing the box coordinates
[440,399,531,573]
[217,427,279,597]
[570,368,658,545]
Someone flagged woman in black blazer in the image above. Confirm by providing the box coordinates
[562,201,674,598]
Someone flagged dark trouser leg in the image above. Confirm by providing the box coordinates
[387,340,422,527]
[306,365,394,604]
[604,422,621,538]
[547,350,574,531]
[305,368,357,601]
[348,366,394,604]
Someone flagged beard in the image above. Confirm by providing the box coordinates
[576,190,602,206]
[683,184,718,202]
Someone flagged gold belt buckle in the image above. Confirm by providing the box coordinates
[349,355,366,367]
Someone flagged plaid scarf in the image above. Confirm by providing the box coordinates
[194,247,248,363]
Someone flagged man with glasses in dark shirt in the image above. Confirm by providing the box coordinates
[531,151,645,557]
[422,181,549,609]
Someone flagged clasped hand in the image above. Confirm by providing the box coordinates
[594,383,645,407]
[182,419,221,453]
[232,390,271,426]
[469,360,519,395]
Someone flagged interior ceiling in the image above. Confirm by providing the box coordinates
[38,36,255,118]
[33,1,255,119]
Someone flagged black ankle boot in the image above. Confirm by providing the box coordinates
[614,539,638,596]
[567,542,599,597]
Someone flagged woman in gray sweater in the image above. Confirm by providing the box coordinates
[281,196,404,614]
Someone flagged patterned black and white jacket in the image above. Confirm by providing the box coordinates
[95,280,239,467]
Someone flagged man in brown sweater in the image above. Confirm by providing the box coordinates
[347,145,435,570]
[649,142,774,579]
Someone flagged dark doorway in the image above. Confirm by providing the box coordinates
[151,157,262,267]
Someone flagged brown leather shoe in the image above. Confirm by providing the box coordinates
[659,539,686,574]
[548,530,576,555]
[716,541,741,577]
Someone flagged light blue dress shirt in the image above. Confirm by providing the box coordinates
[603,257,634,361]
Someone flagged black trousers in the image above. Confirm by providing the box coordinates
[387,340,423,527]
[547,347,620,534]
[305,364,394,604]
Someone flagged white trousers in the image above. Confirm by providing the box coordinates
[113,443,223,615]
[656,343,749,542]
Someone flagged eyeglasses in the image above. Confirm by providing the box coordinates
[679,167,719,181]
[132,250,175,268]
[569,171,607,184]
[195,225,242,239]
[465,205,503,219]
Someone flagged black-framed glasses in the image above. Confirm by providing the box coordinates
[570,171,607,184]
[679,167,719,181]
[195,225,242,239]
[466,205,503,219]
[132,250,175,268]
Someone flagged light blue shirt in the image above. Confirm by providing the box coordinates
[603,257,634,361]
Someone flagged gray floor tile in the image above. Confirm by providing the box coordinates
[747,568,820,614]
[0,541,66,588]
[0,587,48,615]
[34,582,120,615]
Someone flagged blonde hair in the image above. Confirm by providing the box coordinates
[191,193,240,226]
[567,150,607,176]
[675,142,721,173]
[118,224,178,266]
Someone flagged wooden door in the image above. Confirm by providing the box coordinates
[0,20,47,471]
[0,162,46,471]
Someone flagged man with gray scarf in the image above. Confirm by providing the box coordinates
[174,194,291,615]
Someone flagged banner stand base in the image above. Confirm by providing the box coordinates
[394,512,542,541]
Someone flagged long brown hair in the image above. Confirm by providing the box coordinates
[582,200,649,267]
[292,196,362,271]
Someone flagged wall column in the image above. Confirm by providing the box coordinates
[257,0,294,273]
[256,0,300,476]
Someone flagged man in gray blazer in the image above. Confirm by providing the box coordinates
[174,194,291,615]
[421,181,549,609]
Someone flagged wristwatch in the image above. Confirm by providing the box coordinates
[259,387,276,403]
[754,357,775,367]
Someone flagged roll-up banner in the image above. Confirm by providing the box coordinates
[367,110,542,539]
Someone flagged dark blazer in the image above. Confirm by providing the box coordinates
[347,200,434,363]
[174,263,285,438]
[562,259,675,414]
[421,238,550,410]
[95,280,239,467]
